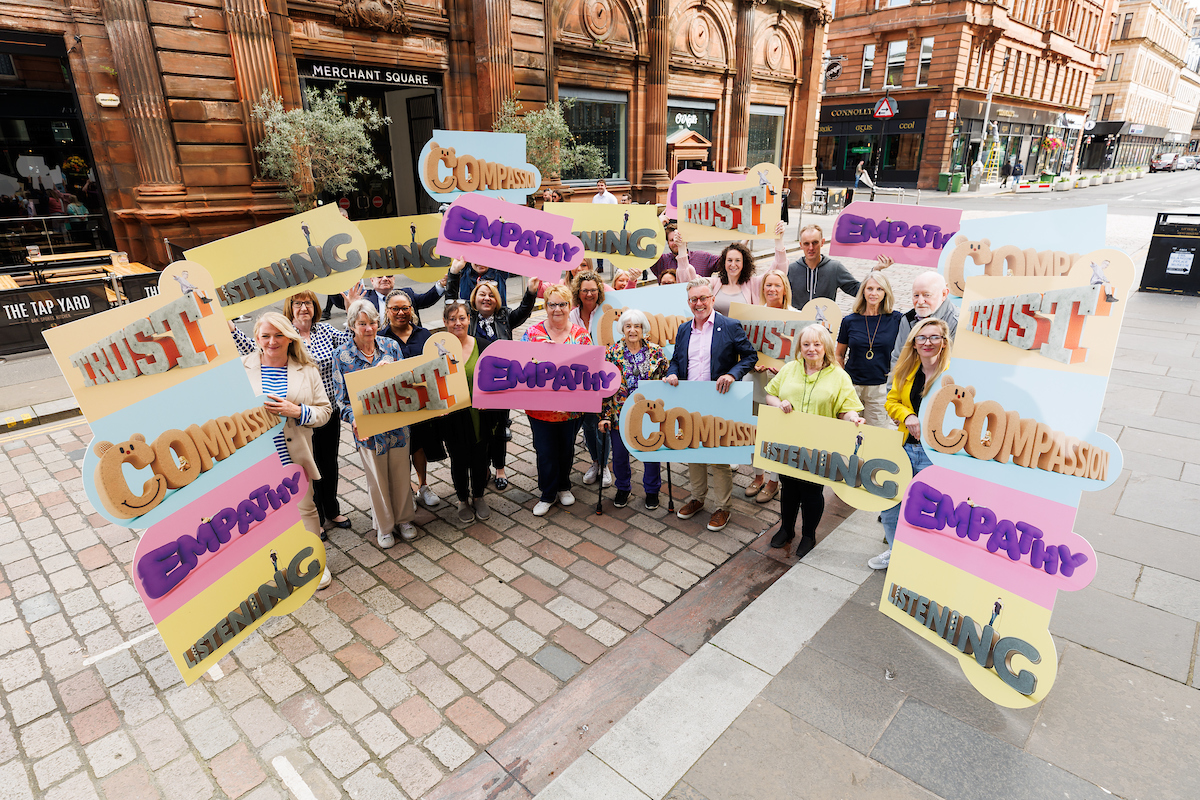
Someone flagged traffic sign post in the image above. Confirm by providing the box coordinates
[869,94,897,200]
[873,97,898,119]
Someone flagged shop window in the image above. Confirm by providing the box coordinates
[917,37,934,86]
[861,44,875,90]
[747,105,785,166]
[667,101,714,141]
[884,133,923,171]
[885,41,907,88]
[1109,53,1123,81]
[560,88,627,182]
[816,136,837,172]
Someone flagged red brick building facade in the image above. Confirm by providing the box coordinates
[821,0,1115,188]
[0,0,828,268]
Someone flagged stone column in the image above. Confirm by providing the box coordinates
[224,0,284,188]
[788,7,828,197]
[727,0,756,173]
[471,0,516,130]
[644,0,670,195]
[102,0,185,195]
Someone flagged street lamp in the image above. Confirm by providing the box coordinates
[970,52,1010,191]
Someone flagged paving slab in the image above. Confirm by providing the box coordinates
[536,751,650,800]
[872,697,1110,800]
[1025,643,1200,800]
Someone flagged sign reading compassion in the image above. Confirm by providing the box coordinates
[437,195,586,281]
[619,380,757,465]
[417,130,543,204]
[472,340,620,413]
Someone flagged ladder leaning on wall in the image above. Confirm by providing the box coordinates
[983,145,1001,184]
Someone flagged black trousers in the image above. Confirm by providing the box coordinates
[488,409,510,470]
[311,410,342,525]
[529,416,582,502]
[778,475,824,542]
[443,409,498,502]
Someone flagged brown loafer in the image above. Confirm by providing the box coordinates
[706,509,730,531]
[745,475,765,497]
[677,499,706,520]
[755,480,779,504]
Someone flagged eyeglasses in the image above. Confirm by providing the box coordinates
[292,300,314,308]
[546,302,569,310]
[579,289,599,295]
[388,304,412,313]
[688,295,713,304]
[914,335,944,344]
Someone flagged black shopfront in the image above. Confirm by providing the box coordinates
[816,99,929,186]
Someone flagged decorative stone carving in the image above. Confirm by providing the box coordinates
[765,30,784,69]
[582,0,614,39]
[336,0,412,35]
[688,16,711,58]
[804,5,833,27]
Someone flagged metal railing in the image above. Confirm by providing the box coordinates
[0,213,110,266]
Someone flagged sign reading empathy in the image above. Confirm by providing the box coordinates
[473,340,620,412]
[133,457,323,684]
[542,203,667,270]
[754,406,912,511]
[184,205,368,319]
[438,195,586,282]
[830,201,962,269]
[728,301,844,369]
[676,163,784,242]
[589,284,689,360]
[619,380,756,465]
[417,130,542,204]
[342,332,470,438]
[357,214,449,282]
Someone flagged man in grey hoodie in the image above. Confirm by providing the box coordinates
[891,271,959,364]
[772,223,891,308]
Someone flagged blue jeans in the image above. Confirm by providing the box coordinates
[609,425,661,494]
[881,442,934,547]
[580,413,601,463]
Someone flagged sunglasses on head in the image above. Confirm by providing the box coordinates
[477,279,499,287]
[445,298,469,306]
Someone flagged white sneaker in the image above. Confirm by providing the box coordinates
[602,468,613,488]
[558,490,576,507]
[417,485,440,507]
[377,528,396,549]
[583,463,599,485]
[319,567,332,589]
[868,549,891,570]
[398,522,417,542]
[533,500,553,516]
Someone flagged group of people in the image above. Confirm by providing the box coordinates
[230,195,962,593]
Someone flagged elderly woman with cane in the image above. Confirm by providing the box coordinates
[599,309,670,510]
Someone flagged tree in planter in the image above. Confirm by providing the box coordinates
[493,96,608,183]
[252,82,391,212]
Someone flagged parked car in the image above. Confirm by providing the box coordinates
[1179,155,1198,170]
[1150,153,1180,172]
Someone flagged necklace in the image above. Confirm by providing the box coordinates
[864,312,883,361]
[800,364,824,414]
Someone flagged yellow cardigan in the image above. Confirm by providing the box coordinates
[885,362,946,440]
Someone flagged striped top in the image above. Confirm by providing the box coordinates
[259,366,313,466]
[233,323,352,409]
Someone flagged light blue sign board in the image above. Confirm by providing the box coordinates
[590,284,690,360]
[619,380,756,465]
[918,357,1122,508]
[938,205,1107,306]
[83,359,283,529]
[417,130,543,205]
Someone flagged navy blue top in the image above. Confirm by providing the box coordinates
[837,310,903,385]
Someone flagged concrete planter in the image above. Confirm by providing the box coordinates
[1090,175,1103,186]
[1052,180,1072,192]
[1103,174,1115,183]
[1116,173,1126,182]
[1074,177,1090,189]
[1015,180,1053,193]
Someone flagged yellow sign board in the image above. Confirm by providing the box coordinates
[541,203,667,271]
[675,163,784,242]
[357,214,450,282]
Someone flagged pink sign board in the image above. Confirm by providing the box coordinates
[665,169,744,218]
[472,340,621,412]
[829,201,962,268]
[437,194,585,281]
[894,465,1096,609]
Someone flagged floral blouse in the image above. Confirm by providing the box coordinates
[333,336,407,455]
[521,321,592,423]
[233,322,351,409]
[601,342,668,422]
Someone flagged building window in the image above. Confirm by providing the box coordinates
[0,54,14,77]
[1088,94,1102,120]
[1120,13,1133,39]
[1110,53,1123,81]
[747,104,785,166]
[885,41,907,87]
[1101,94,1114,120]
[559,88,626,182]
[861,44,875,90]
[667,99,714,142]
[917,37,934,86]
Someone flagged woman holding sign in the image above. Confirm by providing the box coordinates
[836,273,903,428]
[599,310,670,510]
[241,312,333,587]
[868,317,951,571]
[763,324,864,559]
[523,284,594,516]
[746,269,793,504]
[441,299,502,523]
[570,270,612,488]
[676,241,764,313]
[333,300,416,549]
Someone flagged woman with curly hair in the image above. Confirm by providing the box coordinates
[569,269,611,487]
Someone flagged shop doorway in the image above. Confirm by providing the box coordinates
[0,32,114,267]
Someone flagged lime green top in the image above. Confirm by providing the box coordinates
[765,361,863,419]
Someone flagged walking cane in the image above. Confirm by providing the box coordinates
[595,425,611,515]
[664,460,675,513]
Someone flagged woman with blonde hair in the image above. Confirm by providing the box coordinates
[569,269,612,487]
[763,323,863,559]
[746,268,793,503]
[836,271,903,428]
[868,316,951,570]
[241,311,333,586]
